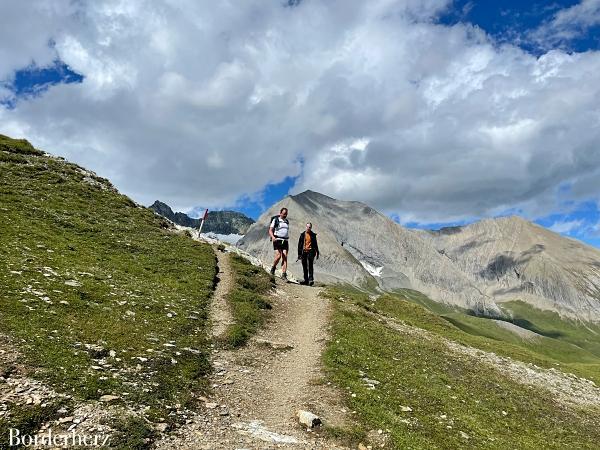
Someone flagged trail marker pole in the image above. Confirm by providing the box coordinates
[198,208,208,235]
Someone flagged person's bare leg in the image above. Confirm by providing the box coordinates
[272,250,282,270]
[281,249,288,274]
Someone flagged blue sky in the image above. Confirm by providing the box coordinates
[439,0,600,53]
[440,1,577,47]
[189,176,298,221]
[1,60,82,109]
[1,0,600,247]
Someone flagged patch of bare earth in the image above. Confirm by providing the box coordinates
[155,261,351,449]
[0,336,69,418]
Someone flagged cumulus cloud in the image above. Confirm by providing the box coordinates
[0,1,71,79]
[1,0,600,222]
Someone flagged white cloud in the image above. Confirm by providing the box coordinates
[0,85,13,104]
[530,0,600,50]
[0,0,69,79]
[553,0,600,28]
[1,0,600,222]
[549,219,585,234]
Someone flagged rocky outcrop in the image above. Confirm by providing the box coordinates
[150,201,254,235]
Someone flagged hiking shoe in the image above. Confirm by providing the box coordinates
[282,272,288,280]
[270,266,276,276]
[299,280,308,285]
[309,280,314,286]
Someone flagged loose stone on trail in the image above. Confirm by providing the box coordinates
[297,410,322,428]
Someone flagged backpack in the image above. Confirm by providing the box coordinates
[269,215,280,241]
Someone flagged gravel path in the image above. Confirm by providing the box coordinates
[155,257,350,449]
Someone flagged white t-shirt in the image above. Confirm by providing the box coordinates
[270,217,289,239]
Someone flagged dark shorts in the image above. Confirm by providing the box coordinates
[273,238,289,251]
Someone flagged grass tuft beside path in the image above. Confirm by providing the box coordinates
[224,254,273,347]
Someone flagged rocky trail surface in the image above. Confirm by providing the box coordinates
[154,250,350,449]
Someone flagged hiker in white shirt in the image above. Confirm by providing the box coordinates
[269,207,289,280]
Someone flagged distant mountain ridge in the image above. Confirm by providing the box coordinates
[237,190,600,322]
[418,216,600,321]
[150,200,254,235]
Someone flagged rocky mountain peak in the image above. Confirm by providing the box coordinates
[149,201,255,235]
[238,190,600,322]
[291,190,335,202]
[150,200,174,217]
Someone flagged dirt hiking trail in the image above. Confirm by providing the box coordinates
[209,249,235,340]
[155,251,350,449]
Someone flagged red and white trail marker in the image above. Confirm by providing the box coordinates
[198,209,209,234]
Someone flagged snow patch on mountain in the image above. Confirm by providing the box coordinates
[360,261,384,278]
[202,232,244,245]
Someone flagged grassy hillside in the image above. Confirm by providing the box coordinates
[0,135,216,436]
[500,300,600,357]
[387,288,600,383]
[323,286,600,449]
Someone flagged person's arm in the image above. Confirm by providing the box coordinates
[297,232,303,260]
[314,233,319,258]
[269,220,276,241]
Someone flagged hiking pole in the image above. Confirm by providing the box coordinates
[198,208,208,235]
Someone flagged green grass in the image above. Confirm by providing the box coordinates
[443,312,600,365]
[0,136,216,424]
[393,288,459,315]
[110,415,156,450]
[500,300,600,357]
[224,254,273,347]
[386,289,600,384]
[0,400,71,449]
[322,286,600,449]
[0,134,44,156]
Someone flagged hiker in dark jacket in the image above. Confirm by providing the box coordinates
[297,222,319,286]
